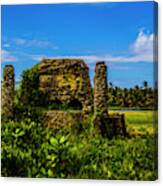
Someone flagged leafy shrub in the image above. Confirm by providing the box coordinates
[1,119,157,180]
[19,65,49,107]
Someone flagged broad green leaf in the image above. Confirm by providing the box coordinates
[48,169,53,177]
[15,128,21,133]
[60,136,66,144]
[50,137,58,145]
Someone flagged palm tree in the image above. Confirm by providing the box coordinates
[143,81,148,89]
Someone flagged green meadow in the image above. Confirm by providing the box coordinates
[110,110,157,137]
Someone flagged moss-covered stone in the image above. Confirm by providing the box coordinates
[38,58,93,114]
[108,113,127,136]
[2,65,15,118]
[43,110,83,129]
[93,62,113,137]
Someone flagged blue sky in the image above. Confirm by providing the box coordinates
[1,1,157,87]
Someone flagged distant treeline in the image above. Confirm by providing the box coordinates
[107,81,157,109]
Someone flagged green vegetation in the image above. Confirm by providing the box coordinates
[1,68,157,180]
[1,111,157,180]
[108,81,157,109]
[110,111,157,137]
[19,65,40,106]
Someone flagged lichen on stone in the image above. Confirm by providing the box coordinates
[2,65,15,118]
[38,58,93,114]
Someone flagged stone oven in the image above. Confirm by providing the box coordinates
[38,59,93,114]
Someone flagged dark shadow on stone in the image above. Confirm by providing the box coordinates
[68,99,83,110]
[50,99,63,110]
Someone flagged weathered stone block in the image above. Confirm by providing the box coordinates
[108,113,127,136]
[42,110,83,129]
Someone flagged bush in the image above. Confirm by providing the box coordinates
[19,65,49,107]
[1,119,157,180]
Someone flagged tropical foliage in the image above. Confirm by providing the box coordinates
[1,67,157,180]
[108,81,157,109]
[1,111,157,180]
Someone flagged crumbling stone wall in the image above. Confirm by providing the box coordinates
[43,110,83,129]
[38,59,93,114]
[2,65,15,118]
[108,113,127,136]
[93,61,113,137]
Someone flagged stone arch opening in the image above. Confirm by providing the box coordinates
[67,99,83,110]
[50,98,63,109]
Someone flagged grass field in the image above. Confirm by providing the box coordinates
[110,110,157,137]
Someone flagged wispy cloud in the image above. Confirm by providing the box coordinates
[2,30,156,64]
[13,38,58,50]
[30,54,47,61]
[29,30,155,63]
[1,50,17,63]
[83,30,155,63]
[131,30,153,54]
[129,30,155,62]
[3,43,10,48]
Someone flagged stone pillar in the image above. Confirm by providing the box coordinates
[82,66,93,116]
[93,61,112,138]
[2,65,15,118]
[94,61,108,116]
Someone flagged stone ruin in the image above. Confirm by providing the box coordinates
[38,59,92,128]
[38,59,93,114]
[2,59,126,137]
[2,65,15,118]
[93,62,112,137]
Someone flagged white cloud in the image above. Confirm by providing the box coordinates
[14,38,58,50]
[30,54,47,61]
[3,30,156,64]
[14,38,26,45]
[3,43,10,48]
[129,30,155,62]
[1,50,17,63]
[29,53,150,63]
[131,31,154,54]
[31,30,155,63]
